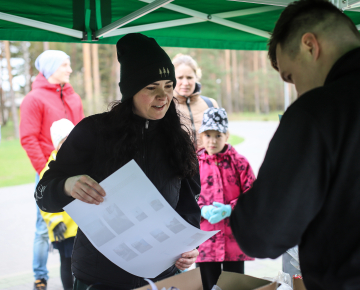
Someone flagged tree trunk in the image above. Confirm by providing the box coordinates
[231,50,239,113]
[22,42,31,95]
[4,41,19,138]
[82,43,93,116]
[225,50,232,114]
[260,51,270,114]
[0,43,5,125]
[43,42,49,51]
[91,44,102,113]
[71,43,77,70]
[253,51,260,114]
[238,51,244,112]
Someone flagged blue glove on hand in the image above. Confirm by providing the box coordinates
[208,202,232,224]
[201,205,216,220]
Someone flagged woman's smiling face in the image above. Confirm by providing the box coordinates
[132,80,174,120]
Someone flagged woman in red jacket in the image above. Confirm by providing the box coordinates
[196,108,256,290]
[20,50,84,290]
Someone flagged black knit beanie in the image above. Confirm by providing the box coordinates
[116,33,176,102]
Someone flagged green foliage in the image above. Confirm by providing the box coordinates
[228,134,244,146]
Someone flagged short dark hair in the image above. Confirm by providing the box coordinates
[268,0,360,70]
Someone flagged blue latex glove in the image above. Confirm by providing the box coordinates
[201,205,215,220]
[208,202,232,224]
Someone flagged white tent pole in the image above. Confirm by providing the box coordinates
[104,18,203,38]
[95,0,174,38]
[104,6,282,38]
[140,0,270,38]
[0,12,82,38]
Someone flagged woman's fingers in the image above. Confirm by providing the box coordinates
[81,175,106,196]
[175,249,199,270]
[64,175,106,204]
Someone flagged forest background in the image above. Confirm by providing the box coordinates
[0,41,296,187]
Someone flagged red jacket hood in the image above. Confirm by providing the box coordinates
[32,73,75,95]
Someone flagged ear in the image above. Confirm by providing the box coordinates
[300,33,321,61]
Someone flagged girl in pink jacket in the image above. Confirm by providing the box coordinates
[195,108,255,290]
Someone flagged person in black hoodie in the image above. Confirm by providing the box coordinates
[230,1,360,289]
[36,33,201,290]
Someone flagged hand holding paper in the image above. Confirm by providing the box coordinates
[64,175,106,205]
[64,160,218,278]
[175,249,199,270]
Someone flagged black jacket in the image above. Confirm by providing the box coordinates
[230,47,360,290]
[36,113,201,290]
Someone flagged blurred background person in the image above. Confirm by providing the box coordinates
[20,50,84,290]
[40,119,78,290]
[173,54,218,149]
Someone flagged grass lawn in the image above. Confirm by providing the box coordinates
[0,120,244,188]
[228,134,244,146]
[0,139,35,187]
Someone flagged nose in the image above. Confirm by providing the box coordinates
[182,78,189,86]
[156,89,167,99]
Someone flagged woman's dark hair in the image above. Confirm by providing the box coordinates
[100,98,198,179]
[268,0,359,70]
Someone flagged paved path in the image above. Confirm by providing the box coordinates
[0,183,62,290]
[0,121,281,290]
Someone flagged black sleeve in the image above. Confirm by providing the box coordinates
[230,105,331,259]
[175,171,201,229]
[35,117,97,213]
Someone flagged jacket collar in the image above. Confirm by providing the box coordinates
[174,82,201,105]
[132,113,162,131]
[325,47,360,85]
[31,73,75,94]
[198,144,233,160]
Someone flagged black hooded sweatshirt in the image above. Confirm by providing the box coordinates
[230,47,360,290]
[36,113,201,290]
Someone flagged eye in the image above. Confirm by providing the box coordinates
[146,86,156,90]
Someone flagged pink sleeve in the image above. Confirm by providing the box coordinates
[20,96,47,174]
[229,156,256,209]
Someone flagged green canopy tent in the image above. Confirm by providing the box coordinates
[1,0,360,50]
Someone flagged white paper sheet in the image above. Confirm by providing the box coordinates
[64,160,218,278]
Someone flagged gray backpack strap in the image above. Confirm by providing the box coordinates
[200,95,214,108]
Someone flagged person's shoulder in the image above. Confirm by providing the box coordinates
[209,97,219,108]
[228,146,250,164]
[199,95,219,108]
[196,148,207,159]
[78,112,109,128]
[20,90,44,108]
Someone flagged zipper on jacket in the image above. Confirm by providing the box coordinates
[186,97,197,148]
[142,120,149,175]
[60,86,68,118]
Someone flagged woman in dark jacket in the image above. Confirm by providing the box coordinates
[36,33,201,290]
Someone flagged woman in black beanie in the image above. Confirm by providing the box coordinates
[36,33,201,290]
